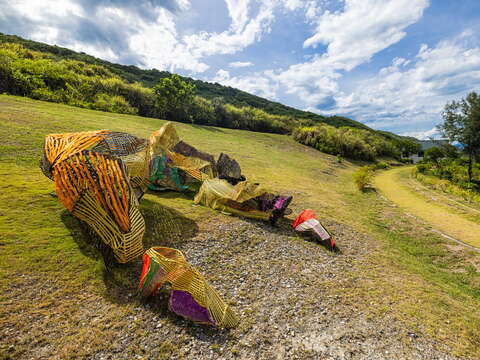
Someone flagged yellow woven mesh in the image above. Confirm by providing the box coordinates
[145,247,239,328]
[193,178,270,220]
[121,147,151,192]
[52,151,145,263]
[149,122,215,180]
[149,122,180,154]
[73,192,145,263]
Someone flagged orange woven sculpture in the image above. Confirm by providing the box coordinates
[41,130,148,263]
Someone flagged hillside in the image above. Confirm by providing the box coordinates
[1,95,479,359]
[0,32,370,130]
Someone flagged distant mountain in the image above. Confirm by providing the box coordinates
[0,32,371,131]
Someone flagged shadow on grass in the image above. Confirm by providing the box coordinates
[146,189,196,201]
[60,198,199,304]
[190,124,225,133]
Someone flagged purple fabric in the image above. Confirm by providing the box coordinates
[273,196,288,211]
[168,290,214,325]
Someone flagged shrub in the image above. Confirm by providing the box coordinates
[93,93,137,114]
[293,124,401,161]
[375,161,389,170]
[353,166,374,192]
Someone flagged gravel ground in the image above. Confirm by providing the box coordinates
[1,208,463,360]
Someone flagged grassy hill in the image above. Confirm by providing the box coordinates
[0,95,479,359]
[0,32,371,130]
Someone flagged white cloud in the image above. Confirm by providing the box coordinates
[272,0,429,107]
[128,8,209,73]
[212,69,278,100]
[1,0,278,74]
[402,128,441,140]
[330,32,480,131]
[183,0,276,58]
[225,0,250,32]
[229,61,254,68]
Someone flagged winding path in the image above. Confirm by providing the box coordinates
[374,166,480,248]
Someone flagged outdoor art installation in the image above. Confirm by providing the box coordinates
[40,123,335,327]
[148,122,293,224]
[40,130,150,263]
[139,247,239,328]
[292,209,337,251]
[38,123,298,327]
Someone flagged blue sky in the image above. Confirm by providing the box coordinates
[1,0,480,138]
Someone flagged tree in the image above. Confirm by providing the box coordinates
[440,143,459,159]
[153,74,196,122]
[424,146,444,165]
[438,92,480,182]
[401,139,421,157]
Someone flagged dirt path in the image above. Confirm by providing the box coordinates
[374,166,480,248]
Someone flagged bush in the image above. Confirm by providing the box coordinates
[353,166,374,191]
[399,158,413,164]
[0,42,296,134]
[93,93,137,114]
[293,124,401,161]
[375,161,389,170]
[416,163,429,174]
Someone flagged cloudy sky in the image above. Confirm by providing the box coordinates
[2,0,480,138]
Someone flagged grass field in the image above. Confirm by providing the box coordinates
[1,95,480,359]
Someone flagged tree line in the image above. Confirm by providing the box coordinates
[0,41,420,161]
[0,42,296,133]
[292,124,419,161]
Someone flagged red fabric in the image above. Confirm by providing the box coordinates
[138,253,151,289]
[292,209,316,228]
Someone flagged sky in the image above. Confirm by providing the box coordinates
[1,0,480,138]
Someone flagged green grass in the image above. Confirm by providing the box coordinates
[1,95,480,357]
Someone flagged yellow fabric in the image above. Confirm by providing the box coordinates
[73,192,145,263]
[122,147,151,192]
[193,178,270,220]
[145,247,239,328]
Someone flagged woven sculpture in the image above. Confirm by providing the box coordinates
[194,179,293,224]
[41,130,149,263]
[292,209,336,251]
[139,247,239,328]
[148,123,216,191]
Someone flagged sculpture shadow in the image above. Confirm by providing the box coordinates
[147,189,196,202]
[60,198,199,305]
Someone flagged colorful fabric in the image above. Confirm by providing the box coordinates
[169,290,214,325]
[292,209,335,250]
[148,153,189,191]
[139,247,239,328]
[149,122,216,182]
